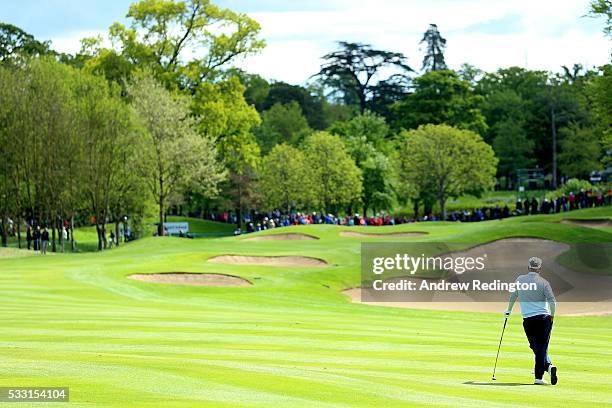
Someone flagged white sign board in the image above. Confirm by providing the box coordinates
[164,222,189,235]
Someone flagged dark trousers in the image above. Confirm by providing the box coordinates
[523,314,553,379]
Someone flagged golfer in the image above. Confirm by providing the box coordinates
[505,257,558,385]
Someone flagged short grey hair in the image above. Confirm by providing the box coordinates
[528,257,543,271]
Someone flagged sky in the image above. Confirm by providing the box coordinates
[2,0,610,85]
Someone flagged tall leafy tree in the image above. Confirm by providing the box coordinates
[73,0,266,143]
[86,0,265,87]
[420,24,447,72]
[558,123,602,178]
[397,124,497,220]
[492,119,535,187]
[481,89,534,186]
[458,63,483,88]
[263,82,329,130]
[192,76,261,224]
[259,144,313,212]
[255,102,311,154]
[0,59,87,250]
[74,71,135,250]
[393,70,487,135]
[315,42,413,113]
[303,132,362,212]
[128,73,225,235]
[331,112,395,215]
[589,65,612,170]
[0,23,51,63]
[590,0,612,36]
[476,67,576,180]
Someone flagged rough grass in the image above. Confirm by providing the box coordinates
[0,207,611,407]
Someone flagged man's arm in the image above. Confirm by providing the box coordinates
[505,289,518,317]
[544,281,556,319]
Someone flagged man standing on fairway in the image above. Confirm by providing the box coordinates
[505,257,558,385]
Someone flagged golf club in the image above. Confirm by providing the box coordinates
[492,316,508,380]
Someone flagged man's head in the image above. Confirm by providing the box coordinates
[528,257,543,272]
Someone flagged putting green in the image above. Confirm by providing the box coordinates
[0,208,611,407]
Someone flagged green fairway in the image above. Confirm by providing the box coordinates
[1,208,611,407]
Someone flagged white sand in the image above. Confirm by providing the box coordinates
[128,273,251,286]
[208,255,328,267]
[345,238,612,316]
[561,219,611,229]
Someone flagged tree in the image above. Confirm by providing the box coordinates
[191,75,261,224]
[558,123,602,178]
[393,70,487,135]
[73,71,135,250]
[303,132,362,212]
[420,24,447,72]
[94,0,264,88]
[589,65,612,169]
[217,132,260,228]
[331,112,395,215]
[262,81,329,130]
[458,63,483,88]
[234,70,269,111]
[0,23,51,63]
[590,0,612,36]
[315,41,413,113]
[255,102,311,154]
[397,124,497,220]
[476,67,581,179]
[480,88,535,186]
[0,64,24,246]
[259,144,313,212]
[128,73,225,236]
[492,119,535,186]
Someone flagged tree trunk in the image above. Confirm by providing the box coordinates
[551,108,558,189]
[51,223,56,253]
[159,198,164,236]
[115,221,120,246]
[235,207,242,230]
[96,223,103,251]
[17,219,21,249]
[439,196,447,221]
[59,218,64,253]
[413,200,419,219]
[158,175,165,236]
[0,217,7,247]
[102,222,107,249]
[70,215,75,252]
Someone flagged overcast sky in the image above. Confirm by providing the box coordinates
[2,0,609,84]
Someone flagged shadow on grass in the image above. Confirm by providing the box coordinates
[464,381,532,386]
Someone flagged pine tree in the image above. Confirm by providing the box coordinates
[420,24,448,72]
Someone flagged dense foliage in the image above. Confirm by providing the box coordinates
[0,0,610,249]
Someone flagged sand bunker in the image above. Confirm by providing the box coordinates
[208,255,328,267]
[340,231,427,238]
[128,272,251,286]
[244,233,319,241]
[345,237,612,316]
[561,218,612,229]
[343,288,612,316]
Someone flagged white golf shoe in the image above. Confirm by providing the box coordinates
[534,379,548,385]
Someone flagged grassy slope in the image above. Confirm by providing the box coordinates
[0,208,611,407]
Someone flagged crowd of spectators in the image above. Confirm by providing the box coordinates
[196,189,612,235]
